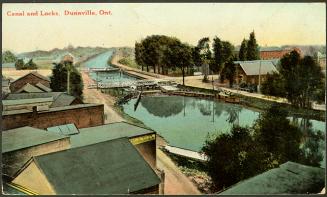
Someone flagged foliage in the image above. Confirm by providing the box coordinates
[50,61,83,100]
[239,39,247,61]
[118,57,140,69]
[2,50,17,63]
[279,50,324,108]
[221,60,236,87]
[246,31,260,60]
[15,58,38,70]
[261,72,285,96]
[135,42,145,71]
[202,104,323,189]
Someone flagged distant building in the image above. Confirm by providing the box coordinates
[259,47,302,60]
[2,103,104,130]
[2,126,70,179]
[218,161,325,194]
[9,72,51,93]
[11,138,161,194]
[2,78,11,96]
[61,53,75,64]
[233,60,279,85]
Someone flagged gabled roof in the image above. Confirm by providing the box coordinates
[219,161,325,194]
[11,71,50,83]
[2,126,68,153]
[47,123,79,136]
[70,122,155,148]
[2,97,53,106]
[4,92,79,107]
[234,60,278,76]
[35,82,52,92]
[32,138,160,194]
[16,83,44,93]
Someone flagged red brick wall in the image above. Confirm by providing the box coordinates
[2,105,104,130]
[10,74,50,92]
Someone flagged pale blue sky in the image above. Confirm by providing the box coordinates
[2,3,326,53]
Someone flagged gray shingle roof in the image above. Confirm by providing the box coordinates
[2,97,53,106]
[219,161,325,194]
[33,138,160,194]
[35,82,52,92]
[259,47,282,52]
[71,122,155,148]
[2,126,68,153]
[16,83,44,93]
[51,93,77,107]
[234,60,278,76]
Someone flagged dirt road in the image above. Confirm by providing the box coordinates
[81,71,124,123]
[157,149,201,195]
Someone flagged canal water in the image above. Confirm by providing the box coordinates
[82,50,139,83]
[123,95,326,166]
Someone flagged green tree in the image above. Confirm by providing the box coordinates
[15,59,24,70]
[279,50,323,108]
[135,42,145,71]
[221,59,236,87]
[24,59,38,70]
[50,61,83,100]
[212,37,223,73]
[253,104,303,163]
[246,31,259,60]
[261,72,285,96]
[202,126,271,189]
[239,39,247,61]
[164,41,193,85]
[2,50,17,63]
[197,37,212,81]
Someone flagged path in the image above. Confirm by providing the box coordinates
[157,149,201,195]
[81,71,124,123]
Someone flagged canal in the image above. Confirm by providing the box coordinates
[123,95,325,166]
[82,50,139,83]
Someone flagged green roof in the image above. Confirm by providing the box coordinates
[2,97,53,106]
[2,126,68,153]
[47,123,79,136]
[16,83,44,93]
[70,122,155,148]
[234,60,278,76]
[219,161,325,194]
[33,138,160,194]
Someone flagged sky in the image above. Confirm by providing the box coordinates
[2,3,326,53]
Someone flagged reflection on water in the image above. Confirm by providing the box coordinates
[123,95,325,167]
[83,50,138,83]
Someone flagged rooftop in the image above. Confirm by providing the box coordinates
[16,83,44,93]
[234,60,278,76]
[2,126,68,153]
[11,71,50,83]
[71,122,155,148]
[2,103,102,116]
[219,161,325,194]
[2,97,53,106]
[32,138,160,194]
[35,82,52,92]
[259,47,282,52]
[47,123,79,136]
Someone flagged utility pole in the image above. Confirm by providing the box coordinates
[258,60,262,93]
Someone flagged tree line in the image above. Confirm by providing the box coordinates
[134,32,260,85]
[261,50,324,108]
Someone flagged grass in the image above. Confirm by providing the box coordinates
[118,57,141,69]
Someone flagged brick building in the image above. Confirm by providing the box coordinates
[260,47,302,60]
[9,72,51,93]
[2,104,104,130]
